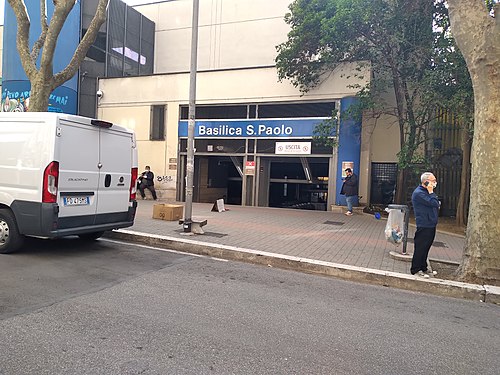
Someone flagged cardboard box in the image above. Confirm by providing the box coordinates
[152,204,184,221]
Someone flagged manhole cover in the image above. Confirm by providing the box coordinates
[175,230,227,238]
[323,221,345,226]
[202,232,228,238]
[406,238,447,248]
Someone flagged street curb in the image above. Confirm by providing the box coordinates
[484,285,500,305]
[104,229,498,304]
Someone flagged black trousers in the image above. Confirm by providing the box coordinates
[411,227,436,274]
[138,183,157,200]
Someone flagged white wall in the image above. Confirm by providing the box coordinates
[370,115,400,162]
[99,63,368,107]
[98,64,369,198]
[134,0,291,73]
[110,0,401,204]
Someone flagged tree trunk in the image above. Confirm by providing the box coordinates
[448,0,500,285]
[28,78,53,112]
[390,65,408,205]
[395,169,405,204]
[8,0,109,112]
[456,125,471,227]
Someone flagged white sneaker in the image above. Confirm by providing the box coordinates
[425,270,438,276]
[345,211,353,216]
[416,271,430,279]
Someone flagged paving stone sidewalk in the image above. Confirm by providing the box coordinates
[127,200,465,275]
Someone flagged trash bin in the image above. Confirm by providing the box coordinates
[387,204,410,254]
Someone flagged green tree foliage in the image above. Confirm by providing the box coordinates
[430,1,474,227]
[276,0,473,203]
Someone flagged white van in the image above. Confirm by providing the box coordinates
[0,112,138,253]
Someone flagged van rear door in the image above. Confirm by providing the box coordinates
[96,125,133,217]
[56,119,100,223]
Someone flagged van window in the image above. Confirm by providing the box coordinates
[151,105,165,140]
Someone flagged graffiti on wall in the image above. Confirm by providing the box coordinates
[1,81,77,114]
[2,88,71,113]
[2,96,30,112]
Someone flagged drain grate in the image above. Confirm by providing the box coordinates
[432,241,447,248]
[202,232,228,238]
[323,221,345,226]
[406,238,447,248]
[174,230,228,238]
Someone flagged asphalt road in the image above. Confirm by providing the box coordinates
[0,237,499,375]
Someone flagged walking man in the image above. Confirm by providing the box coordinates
[340,168,358,216]
[411,172,440,278]
[138,166,158,200]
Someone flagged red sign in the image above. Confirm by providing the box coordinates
[245,161,256,175]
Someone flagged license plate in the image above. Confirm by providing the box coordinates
[63,196,90,206]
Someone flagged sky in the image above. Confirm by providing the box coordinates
[0,0,160,25]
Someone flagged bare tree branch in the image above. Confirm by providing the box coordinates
[30,0,49,62]
[7,0,38,80]
[53,0,109,88]
[7,0,110,111]
[39,0,75,81]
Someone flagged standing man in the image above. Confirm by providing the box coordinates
[411,172,440,278]
[340,168,358,216]
[138,165,157,200]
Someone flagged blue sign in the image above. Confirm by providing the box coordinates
[178,119,331,138]
[2,1,80,114]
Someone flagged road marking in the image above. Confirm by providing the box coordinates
[101,238,228,262]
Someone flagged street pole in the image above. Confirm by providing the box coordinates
[183,0,200,232]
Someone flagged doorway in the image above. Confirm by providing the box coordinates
[192,156,243,205]
[259,157,329,210]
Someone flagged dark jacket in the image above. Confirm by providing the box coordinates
[140,171,155,186]
[340,173,358,196]
[411,185,440,228]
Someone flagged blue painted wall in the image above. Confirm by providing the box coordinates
[2,2,81,113]
[336,97,362,205]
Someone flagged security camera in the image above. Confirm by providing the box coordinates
[96,90,103,98]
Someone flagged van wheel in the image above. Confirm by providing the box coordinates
[0,209,25,254]
[78,231,105,241]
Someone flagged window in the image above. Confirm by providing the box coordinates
[151,105,165,140]
[258,102,336,118]
[178,102,336,120]
[179,105,248,120]
[370,163,398,205]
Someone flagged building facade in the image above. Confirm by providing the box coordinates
[97,0,403,210]
[1,0,154,117]
[1,0,414,211]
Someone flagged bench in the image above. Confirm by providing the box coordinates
[178,219,208,234]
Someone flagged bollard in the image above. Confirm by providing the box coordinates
[182,220,192,233]
[388,204,410,254]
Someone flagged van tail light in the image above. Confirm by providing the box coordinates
[130,167,138,201]
[43,161,59,203]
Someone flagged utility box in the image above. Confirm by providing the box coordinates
[153,204,184,221]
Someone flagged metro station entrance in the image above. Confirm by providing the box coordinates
[257,157,330,210]
[178,154,333,211]
[176,104,348,211]
[191,155,243,205]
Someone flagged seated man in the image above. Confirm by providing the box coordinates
[138,165,157,200]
